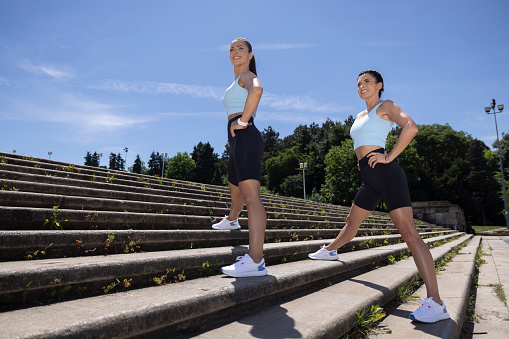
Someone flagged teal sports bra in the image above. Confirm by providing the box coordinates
[350,101,394,150]
[223,76,257,118]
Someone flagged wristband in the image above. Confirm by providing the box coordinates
[237,118,248,127]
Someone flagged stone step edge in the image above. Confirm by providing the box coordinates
[0,234,471,339]
[0,233,461,296]
[0,153,359,211]
[190,235,478,339]
[0,229,455,251]
[366,236,480,339]
[0,167,348,214]
[1,206,416,230]
[0,190,353,223]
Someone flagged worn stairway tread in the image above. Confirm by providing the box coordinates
[0,233,461,297]
[368,236,480,339]
[187,234,475,339]
[0,190,355,223]
[0,234,471,339]
[0,229,455,252]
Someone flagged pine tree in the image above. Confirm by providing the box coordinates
[132,154,144,174]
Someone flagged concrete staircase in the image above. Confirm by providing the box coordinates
[0,152,476,338]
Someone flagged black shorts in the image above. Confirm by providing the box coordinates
[227,116,264,186]
[353,148,412,212]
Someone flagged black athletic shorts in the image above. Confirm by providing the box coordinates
[353,148,412,212]
[227,116,264,186]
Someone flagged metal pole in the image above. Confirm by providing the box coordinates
[492,111,509,228]
[302,167,306,200]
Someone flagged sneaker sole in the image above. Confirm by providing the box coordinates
[212,225,241,230]
[409,312,450,323]
[308,254,338,261]
[221,268,268,278]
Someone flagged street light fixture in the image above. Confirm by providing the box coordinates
[48,151,52,159]
[300,162,308,200]
[485,99,508,228]
[161,152,168,178]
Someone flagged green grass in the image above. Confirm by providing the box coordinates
[472,225,506,233]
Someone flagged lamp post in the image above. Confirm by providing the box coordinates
[48,151,52,159]
[300,162,308,200]
[485,99,509,228]
[13,150,16,154]
[98,153,103,167]
[161,152,168,178]
[124,147,128,171]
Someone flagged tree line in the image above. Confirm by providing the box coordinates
[84,119,509,226]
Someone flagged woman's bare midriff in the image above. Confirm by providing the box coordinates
[355,145,384,161]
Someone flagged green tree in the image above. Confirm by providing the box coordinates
[321,139,359,205]
[148,151,162,176]
[468,139,504,225]
[191,142,218,184]
[131,154,145,174]
[108,153,125,171]
[84,151,100,167]
[165,152,196,181]
[265,146,300,193]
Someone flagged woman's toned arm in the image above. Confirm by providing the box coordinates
[230,71,263,137]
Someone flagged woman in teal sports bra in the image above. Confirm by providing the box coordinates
[308,70,450,324]
[212,38,268,278]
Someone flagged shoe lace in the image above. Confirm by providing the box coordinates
[416,297,434,311]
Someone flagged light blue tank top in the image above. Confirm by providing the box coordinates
[350,101,394,150]
[223,76,257,118]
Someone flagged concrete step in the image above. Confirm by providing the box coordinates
[0,229,456,261]
[0,233,461,308]
[188,234,476,339]
[0,234,471,338]
[0,205,443,232]
[367,236,480,339]
[0,190,353,223]
[0,233,459,302]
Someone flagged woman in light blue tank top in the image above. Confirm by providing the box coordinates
[309,70,450,323]
[212,38,268,278]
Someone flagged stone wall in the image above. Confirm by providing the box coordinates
[412,200,466,231]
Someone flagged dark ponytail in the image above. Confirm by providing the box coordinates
[232,37,257,76]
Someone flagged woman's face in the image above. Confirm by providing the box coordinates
[229,40,252,67]
[357,73,382,99]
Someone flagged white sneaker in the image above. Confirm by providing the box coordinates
[221,254,268,277]
[409,297,450,323]
[308,245,339,260]
[212,215,240,230]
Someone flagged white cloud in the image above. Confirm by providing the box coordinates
[92,79,349,114]
[19,61,74,80]
[2,92,154,135]
[91,80,224,100]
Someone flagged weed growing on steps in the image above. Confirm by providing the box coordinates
[158,177,164,185]
[105,171,115,183]
[43,206,65,230]
[489,283,507,307]
[461,243,485,337]
[0,155,6,163]
[102,278,132,294]
[343,304,386,338]
[153,268,186,285]
[22,156,36,161]
[25,243,53,260]
[123,237,141,253]
[0,180,19,191]
[104,234,115,254]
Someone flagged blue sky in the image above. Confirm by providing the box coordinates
[1,0,508,168]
